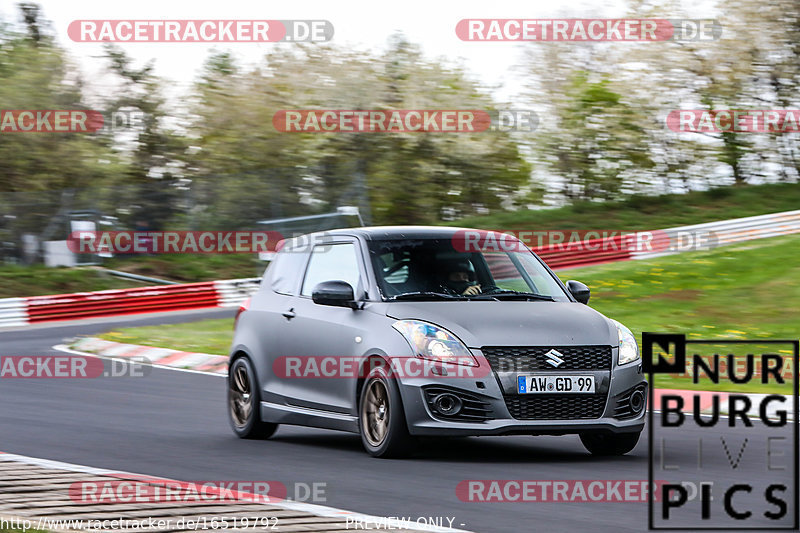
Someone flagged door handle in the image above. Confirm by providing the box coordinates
[282,308,296,320]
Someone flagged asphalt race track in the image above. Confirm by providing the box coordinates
[0,312,795,532]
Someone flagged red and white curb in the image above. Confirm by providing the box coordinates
[67,337,229,375]
[0,451,471,533]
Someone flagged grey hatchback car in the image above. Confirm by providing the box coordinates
[227,226,647,457]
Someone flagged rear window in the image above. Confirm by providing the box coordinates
[268,248,308,295]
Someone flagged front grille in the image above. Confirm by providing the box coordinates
[481,346,612,372]
[423,386,493,422]
[504,393,607,420]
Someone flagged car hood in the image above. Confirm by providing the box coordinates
[383,301,617,348]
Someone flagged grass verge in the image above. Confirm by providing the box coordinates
[104,253,263,283]
[556,234,799,393]
[0,265,140,298]
[0,254,264,298]
[98,318,235,355]
[450,181,800,231]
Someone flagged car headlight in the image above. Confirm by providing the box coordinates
[392,320,478,366]
[612,319,640,365]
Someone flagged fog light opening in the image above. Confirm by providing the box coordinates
[433,393,462,416]
[629,389,645,414]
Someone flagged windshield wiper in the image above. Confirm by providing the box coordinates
[483,290,555,301]
[463,294,500,301]
[389,291,463,301]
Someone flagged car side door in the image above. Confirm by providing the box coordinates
[277,238,372,415]
[243,243,310,407]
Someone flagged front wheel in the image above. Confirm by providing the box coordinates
[228,356,278,439]
[580,430,641,456]
[359,367,415,458]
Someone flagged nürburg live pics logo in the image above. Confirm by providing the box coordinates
[644,333,798,530]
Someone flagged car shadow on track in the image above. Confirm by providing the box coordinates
[268,432,646,464]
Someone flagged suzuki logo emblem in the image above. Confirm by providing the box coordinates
[544,349,565,368]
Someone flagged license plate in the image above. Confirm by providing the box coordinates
[517,375,595,394]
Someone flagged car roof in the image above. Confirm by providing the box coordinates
[298,225,487,241]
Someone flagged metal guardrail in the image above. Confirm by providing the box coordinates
[484,233,633,278]
[0,298,28,328]
[536,233,632,270]
[25,282,220,323]
[101,268,179,285]
[631,209,800,260]
[0,279,261,328]
[214,278,262,307]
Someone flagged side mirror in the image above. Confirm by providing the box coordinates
[312,280,358,309]
[566,280,590,304]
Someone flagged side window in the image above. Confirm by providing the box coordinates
[269,248,308,296]
[300,243,362,297]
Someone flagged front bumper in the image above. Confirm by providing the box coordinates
[396,349,647,437]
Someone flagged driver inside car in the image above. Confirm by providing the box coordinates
[437,259,482,296]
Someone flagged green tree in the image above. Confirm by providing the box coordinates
[188,38,531,227]
[0,4,123,259]
[0,6,117,193]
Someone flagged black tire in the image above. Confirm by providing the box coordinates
[580,430,641,456]
[228,356,278,439]
[358,365,415,458]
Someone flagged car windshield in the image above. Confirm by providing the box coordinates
[367,237,570,301]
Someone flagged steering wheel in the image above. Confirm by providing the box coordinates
[480,285,504,294]
[383,260,409,276]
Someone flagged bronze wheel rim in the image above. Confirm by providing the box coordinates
[362,379,389,447]
[230,363,252,428]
